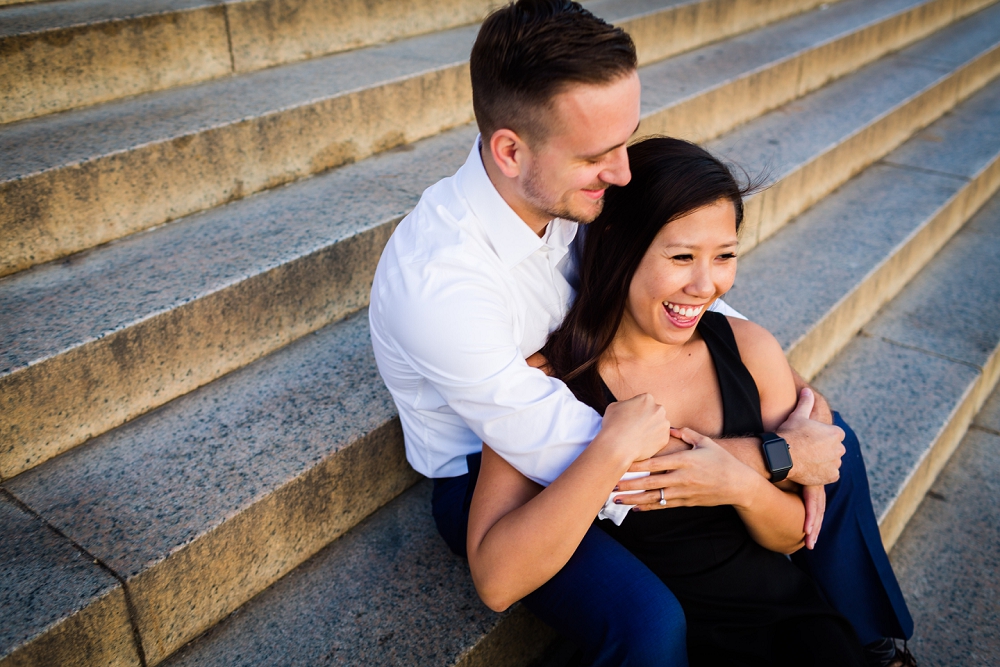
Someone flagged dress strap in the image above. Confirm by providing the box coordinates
[697,311,765,437]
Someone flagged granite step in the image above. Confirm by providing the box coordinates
[706,1,1000,252]
[0,490,141,667]
[889,384,1000,665]
[813,186,1000,550]
[5,0,998,481]
[0,0,500,125]
[163,152,1000,667]
[4,82,999,667]
[161,482,558,667]
[3,309,418,665]
[727,75,1000,380]
[0,0,878,277]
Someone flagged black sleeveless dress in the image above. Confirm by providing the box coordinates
[597,312,867,667]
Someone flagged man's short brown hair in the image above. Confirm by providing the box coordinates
[470,0,637,144]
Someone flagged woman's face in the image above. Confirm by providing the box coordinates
[621,199,739,347]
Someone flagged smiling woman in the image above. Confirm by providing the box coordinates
[466,137,871,666]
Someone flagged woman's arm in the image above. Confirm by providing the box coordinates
[467,394,672,611]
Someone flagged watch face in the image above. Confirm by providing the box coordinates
[764,438,792,472]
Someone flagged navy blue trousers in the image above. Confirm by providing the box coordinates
[432,413,912,666]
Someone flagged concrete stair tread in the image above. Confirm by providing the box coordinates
[4,309,419,665]
[0,22,480,181]
[0,0,222,37]
[0,492,139,665]
[727,77,1000,378]
[161,481,552,667]
[0,125,472,373]
[0,0,853,279]
[0,0,501,124]
[814,187,1000,546]
[891,417,1000,664]
[7,0,999,481]
[0,0,923,183]
[974,381,1000,432]
[638,0,947,115]
[706,2,1000,247]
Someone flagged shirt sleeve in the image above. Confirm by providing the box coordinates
[377,258,602,487]
[709,298,747,320]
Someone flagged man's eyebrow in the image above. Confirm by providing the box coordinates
[581,121,642,159]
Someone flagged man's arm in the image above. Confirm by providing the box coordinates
[626,386,844,486]
[375,262,602,486]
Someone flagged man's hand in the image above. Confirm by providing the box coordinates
[802,484,826,549]
[779,388,845,487]
[790,368,833,425]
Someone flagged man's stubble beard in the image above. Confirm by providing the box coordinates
[522,160,605,225]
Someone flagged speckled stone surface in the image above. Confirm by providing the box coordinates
[706,2,1000,248]
[638,0,960,141]
[0,123,475,479]
[727,75,1000,378]
[0,0,232,125]
[884,77,1000,179]
[8,0,1000,480]
[0,0,833,278]
[975,384,1000,433]
[5,309,419,664]
[815,336,980,524]
[0,493,139,666]
[891,425,1000,666]
[864,190,1000,371]
[813,187,1000,546]
[0,21,479,277]
[162,482,556,667]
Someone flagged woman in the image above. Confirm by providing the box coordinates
[466,137,869,666]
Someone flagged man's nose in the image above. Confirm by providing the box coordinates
[600,145,631,186]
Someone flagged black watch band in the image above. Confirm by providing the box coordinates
[760,432,792,483]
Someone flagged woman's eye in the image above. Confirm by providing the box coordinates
[718,253,737,260]
[671,254,694,261]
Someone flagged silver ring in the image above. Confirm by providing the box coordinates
[659,488,666,506]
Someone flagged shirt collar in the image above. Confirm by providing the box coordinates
[457,136,578,268]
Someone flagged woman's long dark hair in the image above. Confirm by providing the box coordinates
[542,136,757,414]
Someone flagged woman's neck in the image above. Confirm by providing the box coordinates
[603,316,693,373]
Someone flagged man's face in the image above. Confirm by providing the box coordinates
[519,72,641,224]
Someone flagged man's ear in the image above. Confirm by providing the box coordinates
[488,129,528,179]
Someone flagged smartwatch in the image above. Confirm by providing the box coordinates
[760,432,792,483]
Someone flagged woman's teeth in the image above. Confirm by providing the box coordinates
[664,302,704,318]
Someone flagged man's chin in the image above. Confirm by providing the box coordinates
[554,198,604,224]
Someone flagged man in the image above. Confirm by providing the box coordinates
[369,1,913,664]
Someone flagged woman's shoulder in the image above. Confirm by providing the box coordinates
[725,316,796,424]
[725,316,785,370]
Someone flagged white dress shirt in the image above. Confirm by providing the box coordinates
[370,139,743,499]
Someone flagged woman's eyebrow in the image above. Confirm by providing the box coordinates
[664,242,739,250]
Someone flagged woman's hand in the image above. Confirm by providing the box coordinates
[614,427,758,511]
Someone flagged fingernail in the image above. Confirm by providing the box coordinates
[614,498,622,504]
[632,506,642,512]
[613,486,619,491]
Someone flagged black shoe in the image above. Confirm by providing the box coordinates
[864,638,917,667]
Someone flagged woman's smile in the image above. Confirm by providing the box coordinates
[662,301,705,328]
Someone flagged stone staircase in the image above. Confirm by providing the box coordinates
[2,0,999,664]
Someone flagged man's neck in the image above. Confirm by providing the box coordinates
[479,143,551,237]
